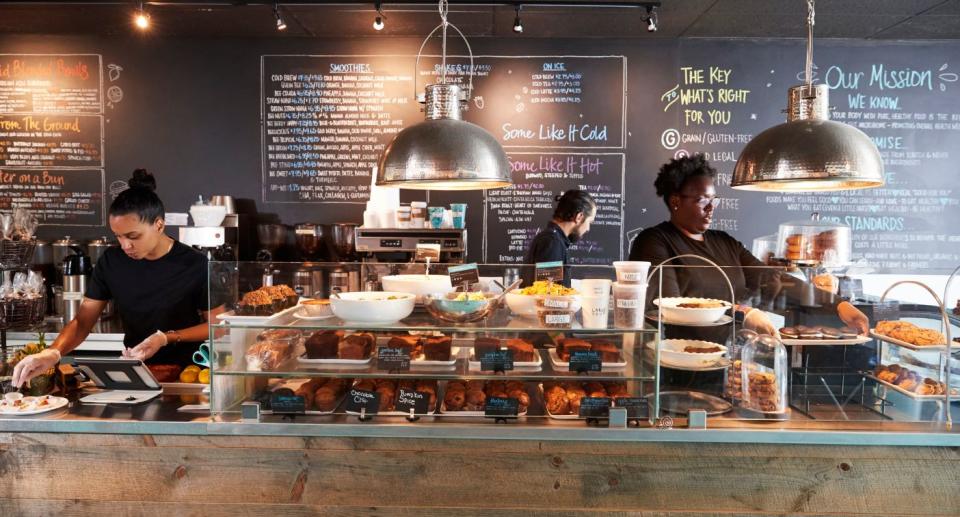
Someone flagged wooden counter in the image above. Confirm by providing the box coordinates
[2,432,958,515]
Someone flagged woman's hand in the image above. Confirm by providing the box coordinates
[743,308,781,339]
[12,348,61,388]
[838,301,869,335]
[123,330,168,362]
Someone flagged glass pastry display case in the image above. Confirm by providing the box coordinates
[204,261,960,433]
[208,262,660,427]
[775,213,852,267]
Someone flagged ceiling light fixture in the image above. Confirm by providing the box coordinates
[731,0,884,192]
[376,0,511,191]
[134,2,150,30]
[274,3,287,31]
[643,5,657,32]
[373,1,386,30]
[513,5,523,34]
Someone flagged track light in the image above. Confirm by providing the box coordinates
[512,5,523,34]
[373,1,386,30]
[274,3,287,31]
[134,2,149,30]
[644,5,657,32]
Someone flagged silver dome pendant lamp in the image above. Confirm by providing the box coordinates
[731,0,884,191]
[376,0,512,190]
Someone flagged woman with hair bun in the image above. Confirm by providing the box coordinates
[12,169,226,388]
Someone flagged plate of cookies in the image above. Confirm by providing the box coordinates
[439,379,530,417]
[871,321,948,350]
[539,381,630,420]
[779,325,871,346]
[868,364,956,400]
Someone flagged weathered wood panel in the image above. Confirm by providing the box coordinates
[0,433,957,516]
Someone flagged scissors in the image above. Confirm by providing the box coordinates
[192,343,211,368]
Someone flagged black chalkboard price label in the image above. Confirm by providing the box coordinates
[535,261,564,283]
[396,389,431,415]
[269,393,306,415]
[377,347,411,371]
[477,346,514,372]
[345,389,381,415]
[612,397,646,419]
[568,350,602,373]
[448,263,481,291]
[872,301,900,324]
[484,396,520,418]
[578,397,612,418]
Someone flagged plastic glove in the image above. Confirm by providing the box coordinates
[838,301,869,335]
[124,330,168,362]
[743,308,781,339]
[11,348,61,388]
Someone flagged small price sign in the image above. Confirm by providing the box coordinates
[578,397,612,418]
[568,350,602,373]
[448,263,481,291]
[377,347,411,371]
[396,389,431,415]
[535,261,564,283]
[415,243,441,262]
[612,397,646,419]
[477,346,514,372]
[345,389,381,415]
[269,393,306,415]
[484,396,520,418]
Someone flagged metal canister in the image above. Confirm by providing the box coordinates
[87,236,116,265]
[52,236,79,286]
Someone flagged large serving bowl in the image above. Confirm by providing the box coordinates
[647,339,727,368]
[424,292,498,323]
[381,275,455,298]
[330,291,415,324]
[652,297,731,325]
[505,292,582,318]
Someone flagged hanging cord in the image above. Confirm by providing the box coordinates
[439,0,449,85]
[805,0,815,88]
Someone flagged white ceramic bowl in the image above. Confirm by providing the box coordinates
[330,291,415,324]
[381,275,455,298]
[652,297,731,325]
[300,299,332,317]
[647,339,727,368]
[189,204,227,227]
[505,292,582,318]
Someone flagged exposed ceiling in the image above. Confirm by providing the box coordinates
[0,0,958,39]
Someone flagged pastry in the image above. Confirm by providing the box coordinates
[683,345,722,354]
[444,388,466,410]
[465,389,486,411]
[590,341,621,362]
[245,340,292,371]
[779,327,799,339]
[503,338,536,362]
[558,339,592,361]
[875,321,946,347]
[339,333,374,360]
[387,335,423,359]
[838,327,860,339]
[305,330,342,359]
[547,393,570,415]
[314,386,340,411]
[474,336,500,350]
[423,335,452,361]
[819,327,843,339]
[798,326,823,340]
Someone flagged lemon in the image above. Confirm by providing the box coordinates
[184,365,201,372]
[198,369,210,384]
[179,368,199,383]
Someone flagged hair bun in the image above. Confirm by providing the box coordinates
[128,168,157,191]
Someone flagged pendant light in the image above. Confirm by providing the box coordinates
[731,0,884,192]
[376,0,512,190]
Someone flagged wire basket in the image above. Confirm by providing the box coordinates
[0,297,45,330]
[0,239,37,270]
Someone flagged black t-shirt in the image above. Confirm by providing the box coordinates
[628,221,765,301]
[86,241,211,366]
[522,222,572,286]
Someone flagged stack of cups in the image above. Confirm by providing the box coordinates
[410,202,427,228]
[612,261,651,328]
[580,279,612,329]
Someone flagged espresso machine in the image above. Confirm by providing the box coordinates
[354,227,467,264]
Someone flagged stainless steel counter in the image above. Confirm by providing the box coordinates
[2,389,959,446]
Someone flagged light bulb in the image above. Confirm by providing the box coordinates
[513,16,523,33]
[373,16,384,30]
[134,12,150,29]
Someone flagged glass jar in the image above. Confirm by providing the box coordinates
[776,213,851,267]
[739,333,788,415]
[410,202,427,229]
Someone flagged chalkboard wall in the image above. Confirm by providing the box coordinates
[1,35,958,273]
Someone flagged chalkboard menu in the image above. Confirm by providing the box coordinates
[654,40,960,272]
[0,54,104,226]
